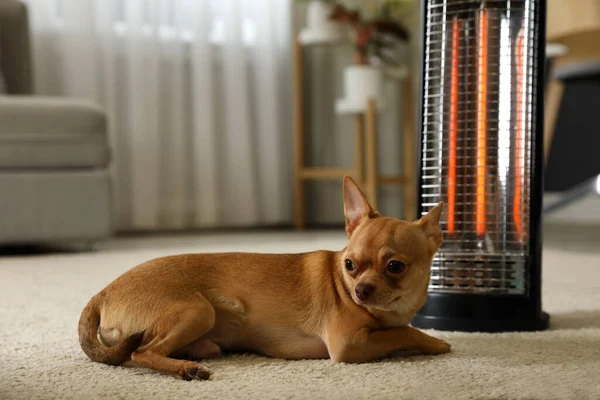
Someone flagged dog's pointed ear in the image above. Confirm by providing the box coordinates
[416,202,444,249]
[343,176,379,237]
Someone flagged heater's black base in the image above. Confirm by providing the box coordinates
[412,311,549,333]
[411,292,550,333]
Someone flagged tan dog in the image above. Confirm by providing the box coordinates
[79,176,450,380]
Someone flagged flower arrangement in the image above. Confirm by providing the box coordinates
[329,2,410,66]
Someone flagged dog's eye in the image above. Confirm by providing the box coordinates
[345,259,355,272]
[387,261,406,274]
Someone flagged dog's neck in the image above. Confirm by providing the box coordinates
[366,307,413,328]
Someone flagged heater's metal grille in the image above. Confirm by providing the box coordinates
[421,0,539,294]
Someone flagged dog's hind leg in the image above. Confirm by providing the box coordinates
[171,339,221,360]
[130,294,216,380]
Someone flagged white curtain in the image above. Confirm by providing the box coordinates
[24,0,293,231]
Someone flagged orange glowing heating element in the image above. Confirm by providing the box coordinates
[448,18,460,234]
[514,30,525,239]
[476,10,488,237]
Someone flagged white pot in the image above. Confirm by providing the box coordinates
[336,65,386,114]
[299,1,343,45]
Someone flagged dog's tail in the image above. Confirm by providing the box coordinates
[78,294,144,365]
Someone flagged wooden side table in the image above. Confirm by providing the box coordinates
[293,35,416,229]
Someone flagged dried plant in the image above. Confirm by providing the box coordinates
[329,3,409,66]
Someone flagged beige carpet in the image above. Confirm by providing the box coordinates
[1,227,600,400]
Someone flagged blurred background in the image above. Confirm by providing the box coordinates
[0,0,597,248]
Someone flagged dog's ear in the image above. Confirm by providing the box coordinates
[416,202,444,249]
[343,176,379,237]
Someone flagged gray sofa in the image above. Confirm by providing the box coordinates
[0,0,113,245]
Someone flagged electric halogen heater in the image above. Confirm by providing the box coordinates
[412,0,549,332]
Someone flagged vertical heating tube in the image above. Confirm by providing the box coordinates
[448,17,460,235]
[422,1,433,222]
[498,11,512,249]
[476,9,488,237]
[524,0,534,245]
[438,1,449,216]
[515,0,533,244]
[514,29,525,240]
[498,7,512,291]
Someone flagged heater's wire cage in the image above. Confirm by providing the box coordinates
[421,0,540,294]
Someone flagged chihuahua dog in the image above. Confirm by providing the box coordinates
[79,176,450,380]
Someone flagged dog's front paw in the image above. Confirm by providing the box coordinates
[427,338,451,355]
[181,363,213,381]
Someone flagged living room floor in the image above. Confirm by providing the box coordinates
[1,224,599,400]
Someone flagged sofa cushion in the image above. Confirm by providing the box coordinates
[0,96,110,168]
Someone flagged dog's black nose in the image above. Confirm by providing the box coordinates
[355,283,375,301]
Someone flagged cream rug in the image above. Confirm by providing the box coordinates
[1,228,600,400]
